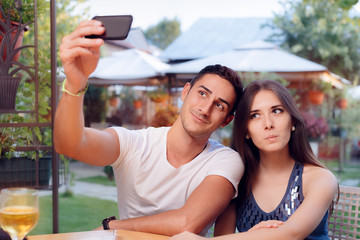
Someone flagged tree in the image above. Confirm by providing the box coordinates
[267,0,360,83]
[145,17,181,50]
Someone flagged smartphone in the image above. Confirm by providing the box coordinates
[85,15,133,40]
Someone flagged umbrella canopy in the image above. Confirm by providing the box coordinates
[166,41,343,88]
[89,49,170,85]
[348,85,360,99]
[167,41,326,73]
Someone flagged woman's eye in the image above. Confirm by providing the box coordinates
[250,113,259,119]
[273,108,284,114]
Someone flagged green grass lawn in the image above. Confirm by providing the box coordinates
[76,175,116,186]
[29,194,118,235]
[322,160,360,187]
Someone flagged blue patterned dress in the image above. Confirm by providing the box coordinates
[236,162,329,240]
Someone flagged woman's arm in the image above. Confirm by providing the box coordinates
[214,202,283,236]
[171,167,338,240]
[220,167,338,240]
[214,202,237,236]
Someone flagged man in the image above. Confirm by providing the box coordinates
[54,20,244,236]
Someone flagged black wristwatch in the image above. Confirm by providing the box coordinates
[102,216,116,230]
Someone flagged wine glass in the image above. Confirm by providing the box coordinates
[0,188,39,240]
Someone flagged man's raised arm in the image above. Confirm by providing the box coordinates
[54,20,119,166]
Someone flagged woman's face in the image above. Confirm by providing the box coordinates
[247,90,293,154]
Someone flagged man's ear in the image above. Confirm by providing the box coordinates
[181,83,191,101]
[220,114,234,128]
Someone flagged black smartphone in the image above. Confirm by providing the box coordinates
[85,15,133,40]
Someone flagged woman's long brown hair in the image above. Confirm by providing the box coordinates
[231,80,338,214]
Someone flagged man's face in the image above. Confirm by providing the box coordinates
[179,73,236,140]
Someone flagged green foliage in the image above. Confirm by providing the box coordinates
[0,115,30,157]
[146,88,169,102]
[323,159,360,186]
[0,113,51,159]
[238,71,289,87]
[145,17,181,49]
[55,0,89,45]
[267,0,360,83]
[84,85,108,126]
[103,166,114,181]
[333,0,358,10]
[310,79,333,94]
[0,0,46,24]
[337,97,360,139]
[1,0,89,158]
[118,86,137,125]
[0,1,36,78]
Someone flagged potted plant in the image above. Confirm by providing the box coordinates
[133,98,143,109]
[147,89,169,103]
[0,1,36,110]
[308,79,332,105]
[108,90,120,107]
[151,105,179,127]
[334,88,348,109]
[0,0,37,61]
[302,111,329,141]
[0,30,33,110]
[0,0,52,188]
[0,72,52,188]
[301,111,329,157]
[0,0,37,24]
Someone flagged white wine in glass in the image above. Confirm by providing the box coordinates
[0,188,39,240]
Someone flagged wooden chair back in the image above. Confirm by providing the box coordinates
[328,185,360,240]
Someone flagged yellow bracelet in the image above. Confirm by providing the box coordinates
[61,78,89,97]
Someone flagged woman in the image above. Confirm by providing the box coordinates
[170,80,338,240]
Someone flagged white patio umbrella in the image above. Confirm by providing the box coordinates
[168,41,326,73]
[89,48,170,86]
[348,85,360,100]
[166,41,343,88]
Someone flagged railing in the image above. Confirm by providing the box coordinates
[0,0,60,232]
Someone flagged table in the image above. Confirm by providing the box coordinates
[28,230,169,240]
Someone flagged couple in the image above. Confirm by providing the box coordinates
[55,20,338,240]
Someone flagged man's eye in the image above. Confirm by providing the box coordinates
[216,102,225,110]
[199,91,206,97]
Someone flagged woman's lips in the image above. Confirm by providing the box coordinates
[266,135,278,141]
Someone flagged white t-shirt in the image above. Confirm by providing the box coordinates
[111,126,243,235]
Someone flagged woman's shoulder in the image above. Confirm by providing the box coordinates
[302,164,338,195]
[303,164,336,178]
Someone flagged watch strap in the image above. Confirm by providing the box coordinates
[102,216,116,230]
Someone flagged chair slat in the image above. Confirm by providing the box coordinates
[328,185,360,240]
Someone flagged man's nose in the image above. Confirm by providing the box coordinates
[198,101,212,116]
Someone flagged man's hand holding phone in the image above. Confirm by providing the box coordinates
[59,20,105,93]
[59,15,132,94]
